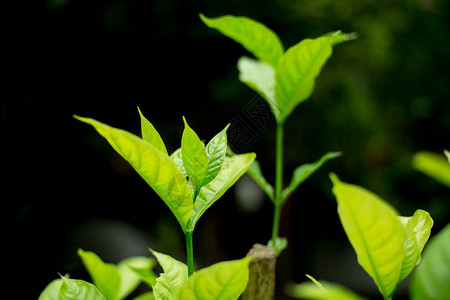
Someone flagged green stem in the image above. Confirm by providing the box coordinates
[185,230,195,276]
[271,121,284,242]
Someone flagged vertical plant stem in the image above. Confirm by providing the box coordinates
[185,230,195,276]
[271,121,284,242]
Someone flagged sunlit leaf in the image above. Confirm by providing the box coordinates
[188,153,256,231]
[39,278,64,300]
[117,256,157,299]
[133,292,156,300]
[246,159,274,202]
[410,223,450,300]
[181,117,209,200]
[200,14,284,67]
[150,249,188,300]
[444,150,450,163]
[330,174,406,299]
[412,151,450,187]
[237,56,279,119]
[138,107,168,156]
[175,257,251,300]
[398,210,433,281]
[286,276,367,300]
[74,116,193,231]
[59,276,107,300]
[281,152,341,203]
[275,32,356,122]
[202,124,229,186]
[170,148,187,178]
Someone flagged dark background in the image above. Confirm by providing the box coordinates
[5,0,450,298]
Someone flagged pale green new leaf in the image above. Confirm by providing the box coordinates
[237,56,280,120]
[74,116,193,230]
[281,152,341,203]
[398,210,433,281]
[444,150,450,163]
[202,124,229,186]
[181,117,209,199]
[200,14,284,67]
[175,257,251,300]
[150,249,188,300]
[286,276,367,300]
[138,107,168,156]
[170,148,187,178]
[134,292,155,300]
[410,223,450,300]
[275,32,356,122]
[246,159,274,201]
[412,151,450,187]
[267,236,288,256]
[60,277,107,300]
[188,153,256,231]
[117,257,157,299]
[330,174,406,299]
[39,278,64,300]
[78,249,121,300]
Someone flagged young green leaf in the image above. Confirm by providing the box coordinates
[117,256,157,298]
[444,149,450,163]
[281,152,342,203]
[330,174,406,299]
[138,107,168,156]
[175,257,251,300]
[59,277,107,300]
[397,210,433,281]
[181,117,209,200]
[275,32,356,122]
[237,56,280,119]
[150,248,188,300]
[78,249,121,300]
[246,159,274,202]
[39,278,65,300]
[286,276,368,300]
[134,292,156,300]
[202,124,229,186]
[412,151,450,187]
[74,116,193,231]
[410,223,450,300]
[188,153,256,231]
[267,236,288,256]
[170,148,187,178]
[200,14,284,67]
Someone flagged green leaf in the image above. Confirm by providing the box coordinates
[444,150,450,163]
[188,153,256,231]
[410,223,450,300]
[78,249,121,300]
[202,124,229,186]
[181,117,209,200]
[117,256,157,299]
[286,276,367,300]
[39,278,64,300]
[412,151,450,187]
[398,210,433,281]
[246,159,274,201]
[59,276,107,300]
[237,56,279,119]
[138,107,168,156]
[275,32,356,122]
[175,257,251,300]
[267,236,288,256]
[150,249,188,300]
[330,174,406,299]
[133,292,155,300]
[170,148,187,178]
[200,14,284,67]
[281,152,341,203]
[74,116,193,231]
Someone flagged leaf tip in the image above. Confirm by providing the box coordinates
[329,172,340,185]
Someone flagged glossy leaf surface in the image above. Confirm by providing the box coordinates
[281,151,341,202]
[138,107,168,156]
[188,153,256,231]
[74,116,193,230]
[150,249,188,300]
[246,159,274,201]
[330,174,406,299]
[412,151,450,187]
[410,224,450,300]
[398,210,433,281]
[78,249,121,300]
[181,117,209,199]
[202,124,229,186]
[200,14,284,67]
[237,56,279,119]
[175,257,251,300]
[59,277,107,300]
[275,32,356,122]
